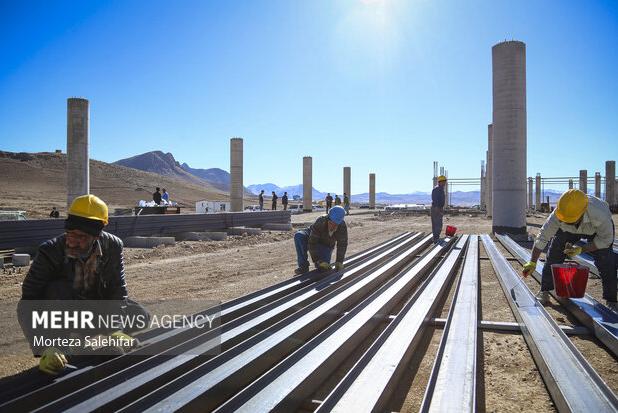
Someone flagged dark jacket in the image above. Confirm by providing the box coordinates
[325,195,333,205]
[282,195,288,205]
[21,231,127,301]
[432,186,445,208]
[308,216,348,263]
[153,191,162,205]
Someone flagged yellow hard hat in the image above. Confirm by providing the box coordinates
[555,189,588,223]
[437,175,447,182]
[68,194,109,225]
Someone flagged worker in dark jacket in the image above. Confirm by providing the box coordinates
[294,205,348,275]
[271,191,278,210]
[17,195,149,375]
[282,192,289,210]
[431,175,447,243]
[259,190,264,210]
[153,187,162,205]
[334,195,342,206]
[325,193,333,212]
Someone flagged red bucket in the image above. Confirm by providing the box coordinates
[551,263,589,298]
[445,225,457,237]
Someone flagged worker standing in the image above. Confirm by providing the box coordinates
[522,189,616,311]
[161,188,169,203]
[17,195,150,375]
[334,194,342,206]
[325,193,333,213]
[431,176,447,244]
[282,192,289,210]
[271,191,278,210]
[343,193,350,215]
[293,205,347,275]
[259,190,264,211]
[152,187,162,205]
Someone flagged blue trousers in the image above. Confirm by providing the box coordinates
[541,227,617,302]
[431,206,443,243]
[294,230,333,269]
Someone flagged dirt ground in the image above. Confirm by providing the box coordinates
[0,210,617,411]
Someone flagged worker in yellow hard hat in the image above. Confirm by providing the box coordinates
[431,175,448,244]
[522,189,616,311]
[17,195,150,375]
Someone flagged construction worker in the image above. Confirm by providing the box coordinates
[294,205,348,275]
[271,191,278,210]
[152,187,162,205]
[259,190,264,211]
[334,194,342,206]
[431,175,447,243]
[161,188,169,203]
[343,193,350,215]
[522,189,616,311]
[282,192,288,210]
[17,194,149,375]
[49,207,60,218]
[325,193,333,213]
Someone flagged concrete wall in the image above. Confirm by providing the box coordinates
[579,170,587,194]
[606,161,616,206]
[595,172,601,198]
[343,167,351,203]
[230,137,243,212]
[486,125,493,217]
[369,173,376,209]
[303,156,312,212]
[491,41,527,233]
[67,98,90,207]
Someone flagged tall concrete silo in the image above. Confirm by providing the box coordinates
[343,167,351,203]
[369,173,376,209]
[67,98,90,208]
[303,157,312,212]
[486,125,493,217]
[595,172,601,198]
[579,170,587,194]
[491,40,527,234]
[535,173,541,211]
[527,177,533,209]
[230,137,243,212]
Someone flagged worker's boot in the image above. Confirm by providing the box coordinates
[294,266,309,276]
[605,301,618,313]
[535,290,550,305]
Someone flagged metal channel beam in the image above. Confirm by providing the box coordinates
[7,234,423,413]
[421,235,478,413]
[216,237,458,412]
[315,236,469,413]
[496,233,618,357]
[120,235,434,412]
[482,235,618,412]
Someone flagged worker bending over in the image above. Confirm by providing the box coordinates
[431,175,447,243]
[17,195,150,375]
[294,205,348,275]
[522,189,616,311]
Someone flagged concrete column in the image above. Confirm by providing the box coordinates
[303,156,312,212]
[491,40,527,234]
[595,172,601,198]
[343,166,351,204]
[67,98,90,208]
[606,161,615,206]
[369,173,376,209]
[487,125,493,218]
[528,177,533,210]
[480,161,486,210]
[535,174,541,211]
[568,179,573,190]
[579,170,587,194]
[229,137,243,212]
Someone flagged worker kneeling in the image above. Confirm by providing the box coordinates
[17,195,150,375]
[294,205,348,275]
[522,189,616,311]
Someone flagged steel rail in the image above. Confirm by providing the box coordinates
[216,237,458,412]
[482,235,618,413]
[315,236,468,413]
[121,235,434,412]
[496,233,618,357]
[0,233,417,411]
[421,235,478,413]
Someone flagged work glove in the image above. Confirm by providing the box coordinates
[563,243,582,258]
[110,330,138,353]
[522,261,536,278]
[334,262,344,272]
[39,347,67,375]
[317,261,331,272]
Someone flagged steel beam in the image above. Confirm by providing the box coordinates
[315,236,468,413]
[422,235,478,412]
[496,234,618,357]
[482,235,618,412]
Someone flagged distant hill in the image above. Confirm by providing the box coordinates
[180,163,230,191]
[114,151,207,187]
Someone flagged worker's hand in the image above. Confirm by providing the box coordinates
[334,262,344,272]
[317,261,331,272]
[522,261,537,278]
[110,331,138,353]
[39,347,67,375]
[563,243,582,258]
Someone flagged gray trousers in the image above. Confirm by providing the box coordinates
[431,206,443,242]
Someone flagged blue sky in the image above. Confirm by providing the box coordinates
[0,0,617,194]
